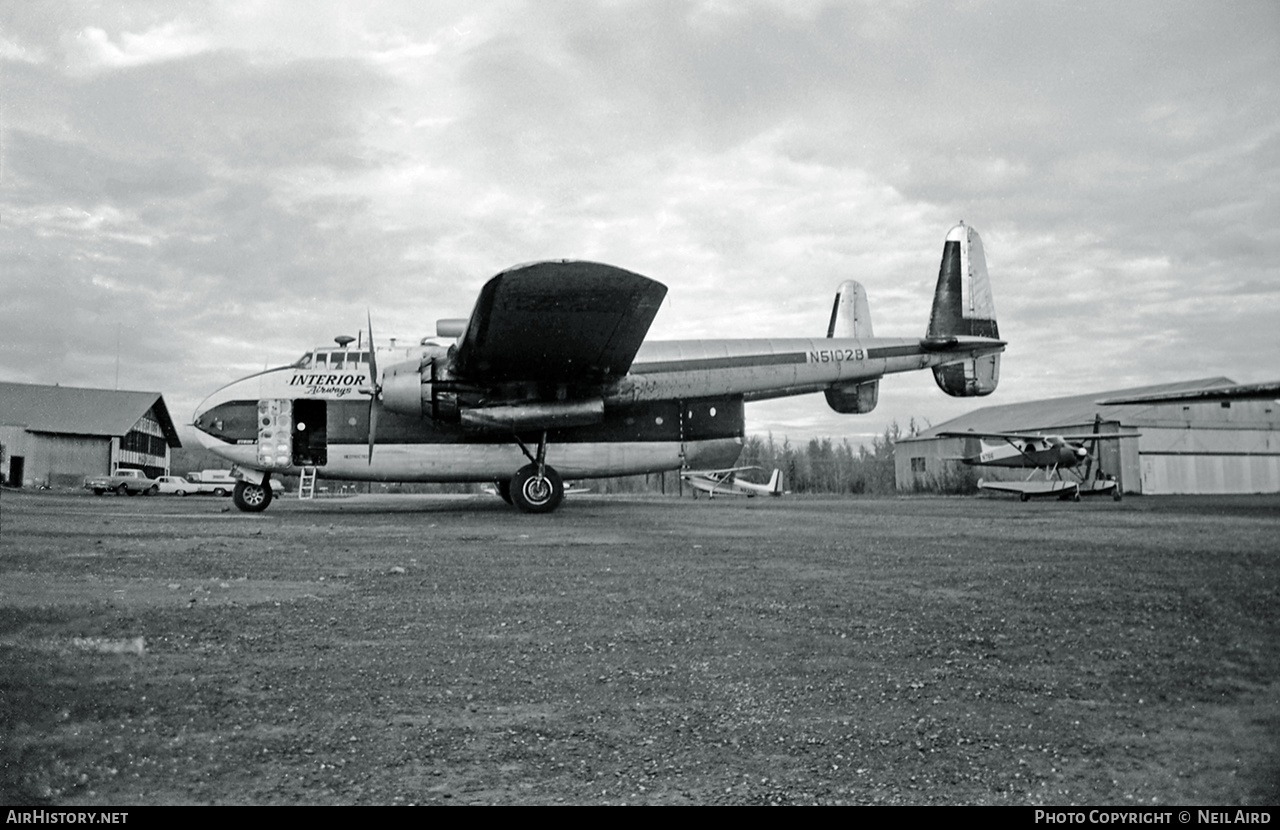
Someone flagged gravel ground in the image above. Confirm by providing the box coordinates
[1,488,1277,805]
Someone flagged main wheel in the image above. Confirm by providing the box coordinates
[233,480,273,513]
[510,464,564,514]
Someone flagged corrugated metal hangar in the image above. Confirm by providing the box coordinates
[895,377,1280,495]
[0,382,182,488]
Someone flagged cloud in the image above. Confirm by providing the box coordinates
[65,22,213,73]
[1,0,1277,444]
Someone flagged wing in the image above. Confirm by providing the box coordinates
[1046,432,1142,442]
[935,430,1139,442]
[682,466,761,477]
[935,430,1048,441]
[452,261,668,384]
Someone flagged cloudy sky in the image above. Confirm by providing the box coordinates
[3,0,1278,446]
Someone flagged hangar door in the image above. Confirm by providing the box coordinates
[1140,453,1280,494]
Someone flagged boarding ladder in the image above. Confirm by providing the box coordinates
[298,467,318,500]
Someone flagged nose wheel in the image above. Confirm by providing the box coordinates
[233,480,273,512]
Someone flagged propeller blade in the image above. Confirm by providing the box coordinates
[1084,413,1101,479]
[367,310,379,464]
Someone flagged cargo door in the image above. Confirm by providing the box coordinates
[292,399,328,467]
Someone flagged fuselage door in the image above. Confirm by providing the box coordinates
[256,398,328,469]
[293,399,328,467]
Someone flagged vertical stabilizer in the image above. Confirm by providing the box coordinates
[824,280,879,413]
[827,280,874,338]
[767,468,783,495]
[927,223,1000,397]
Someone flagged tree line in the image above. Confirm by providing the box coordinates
[595,419,978,496]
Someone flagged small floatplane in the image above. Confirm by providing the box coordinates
[938,420,1138,502]
[682,467,783,499]
[193,223,1004,514]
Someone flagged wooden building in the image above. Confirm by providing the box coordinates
[0,382,181,488]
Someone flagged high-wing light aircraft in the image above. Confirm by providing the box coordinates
[682,467,783,499]
[938,421,1138,501]
[1096,381,1280,405]
[193,223,1004,514]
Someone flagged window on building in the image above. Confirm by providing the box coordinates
[911,457,926,473]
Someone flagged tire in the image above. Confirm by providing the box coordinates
[496,479,513,505]
[116,484,129,496]
[1019,493,1030,502]
[93,488,105,496]
[175,490,187,497]
[510,464,564,514]
[146,485,159,496]
[233,480,273,513]
[213,487,228,497]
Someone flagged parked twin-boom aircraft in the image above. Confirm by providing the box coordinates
[193,223,1005,513]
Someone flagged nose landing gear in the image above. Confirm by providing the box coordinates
[233,479,273,512]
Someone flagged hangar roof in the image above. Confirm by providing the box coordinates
[0,382,182,447]
[906,377,1244,441]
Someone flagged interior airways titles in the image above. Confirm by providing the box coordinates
[288,373,367,397]
[194,222,1005,514]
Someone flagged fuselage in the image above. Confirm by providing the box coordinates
[192,333,1003,483]
[965,438,1085,469]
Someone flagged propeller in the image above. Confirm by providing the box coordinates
[1083,414,1102,480]
[360,310,380,464]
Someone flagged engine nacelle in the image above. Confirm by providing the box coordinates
[380,358,433,417]
[825,379,878,414]
[381,356,604,431]
[933,354,1000,397]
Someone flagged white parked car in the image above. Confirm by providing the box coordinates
[154,475,231,496]
[154,476,200,496]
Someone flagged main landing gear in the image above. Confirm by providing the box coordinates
[233,479,273,512]
[508,431,565,514]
